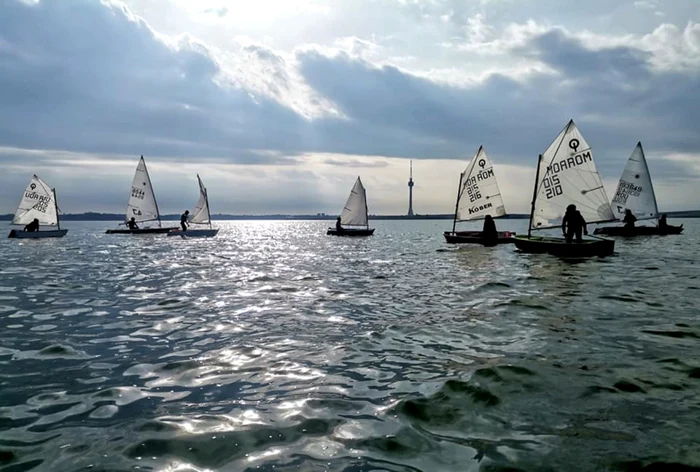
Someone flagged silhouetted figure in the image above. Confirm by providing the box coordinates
[24,218,39,232]
[482,215,498,246]
[562,204,587,243]
[180,210,189,232]
[335,216,343,233]
[126,217,139,230]
[623,209,637,230]
[658,214,668,229]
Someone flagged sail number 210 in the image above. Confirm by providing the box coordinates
[543,174,563,199]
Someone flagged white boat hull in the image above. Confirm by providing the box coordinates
[8,229,68,239]
[167,229,219,238]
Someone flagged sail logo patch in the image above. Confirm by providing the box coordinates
[468,202,493,214]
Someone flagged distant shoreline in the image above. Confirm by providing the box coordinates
[2,211,700,221]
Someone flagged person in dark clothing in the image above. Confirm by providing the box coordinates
[562,204,587,243]
[180,210,189,232]
[24,218,39,232]
[126,217,139,230]
[658,214,668,229]
[335,216,343,233]
[481,214,498,246]
[623,209,637,230]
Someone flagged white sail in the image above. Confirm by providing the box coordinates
[12,175,59,226]
[189,174,210,225]
[340,177,369,227]
[456,146,507,221]
[126,156,160,224]
[532,120,615,230]
[611,142,658,221]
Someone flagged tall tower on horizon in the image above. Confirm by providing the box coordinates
[407,160,414,217]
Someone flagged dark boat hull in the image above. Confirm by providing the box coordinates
[593,225,683,236]
[166,229,219,238]
[513,235,615,257]
[443,230,515,245]
[8,229,68,239]
[327,228,375,237]
[105,227,178,235]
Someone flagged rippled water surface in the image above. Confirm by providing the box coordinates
[1,219,699,472]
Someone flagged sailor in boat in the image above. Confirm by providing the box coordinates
[481,215,498,246]
[24,218,40,233]
[335,216,343,233]
[126,217,139,230]
[623,209,637,231]
[180,210,189,232]
[562,204,588,243]
[658,214,668,229]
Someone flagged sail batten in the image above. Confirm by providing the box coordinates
[12,175,59,226]
[125,156,161,224]
[611,142,659,221]
[340,177,369,227]
[455,146,507,222]
[531,120,615,231]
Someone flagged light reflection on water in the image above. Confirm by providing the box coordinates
[0,219,699,471]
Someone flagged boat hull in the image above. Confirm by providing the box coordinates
[105,227,178,235]
[443,231,516,245]
[8,229,68,239]
[593,225,683,236]
[327,228,375,237]
[167,229,219,238]
[513,235,615,257]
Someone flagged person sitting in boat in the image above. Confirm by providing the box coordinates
[126,217,139,230]
[623,209,637,230]
[481,215,498,246]
[562,204,587,243]
[335,216,343,233]
[180,210,189,232]
[23,218,39,232]
[658,214,668,229]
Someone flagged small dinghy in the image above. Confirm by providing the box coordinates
[8,175,68,239]
[443,146,514,245]
[327,177,375,236]
[513,120,616,258]
[594,142,683,236]
[106,156,178,235]
[167,175,219,238]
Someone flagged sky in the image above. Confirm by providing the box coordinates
[1,0,699,215]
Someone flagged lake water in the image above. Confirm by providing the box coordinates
[1,219,699,471]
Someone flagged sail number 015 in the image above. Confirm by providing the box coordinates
[543,174,563,199]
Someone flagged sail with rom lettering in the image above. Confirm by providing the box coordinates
[611,142,658,221]
[531,120,615,230]
[455,146,506,221]
[13,175,58,226]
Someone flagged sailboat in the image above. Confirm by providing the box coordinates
[327,177,375,236]
[594,142,683,236]
[8,175,68,239]
[167,175,219,238]
[443,145,515,245]
[105,156,177,234]
[513,120,616,257]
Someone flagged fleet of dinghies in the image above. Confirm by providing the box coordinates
[6,121,686,255]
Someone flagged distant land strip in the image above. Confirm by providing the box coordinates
[2,211,700,221]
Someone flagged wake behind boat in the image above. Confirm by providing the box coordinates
[443,146,514,245]
[105,156,177,235]
[513,120,616,257]
[167,175,219,238]
[327,177,375,236]
[8,175,68,239]
[594,142,683,236]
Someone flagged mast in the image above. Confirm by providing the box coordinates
[639,142,660,223]
[53,188,60,230]
[527,154,542,238]
[141,156,163,228]
[200,174,212,230]
[451,173,463,234]
[363,179,369,229]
